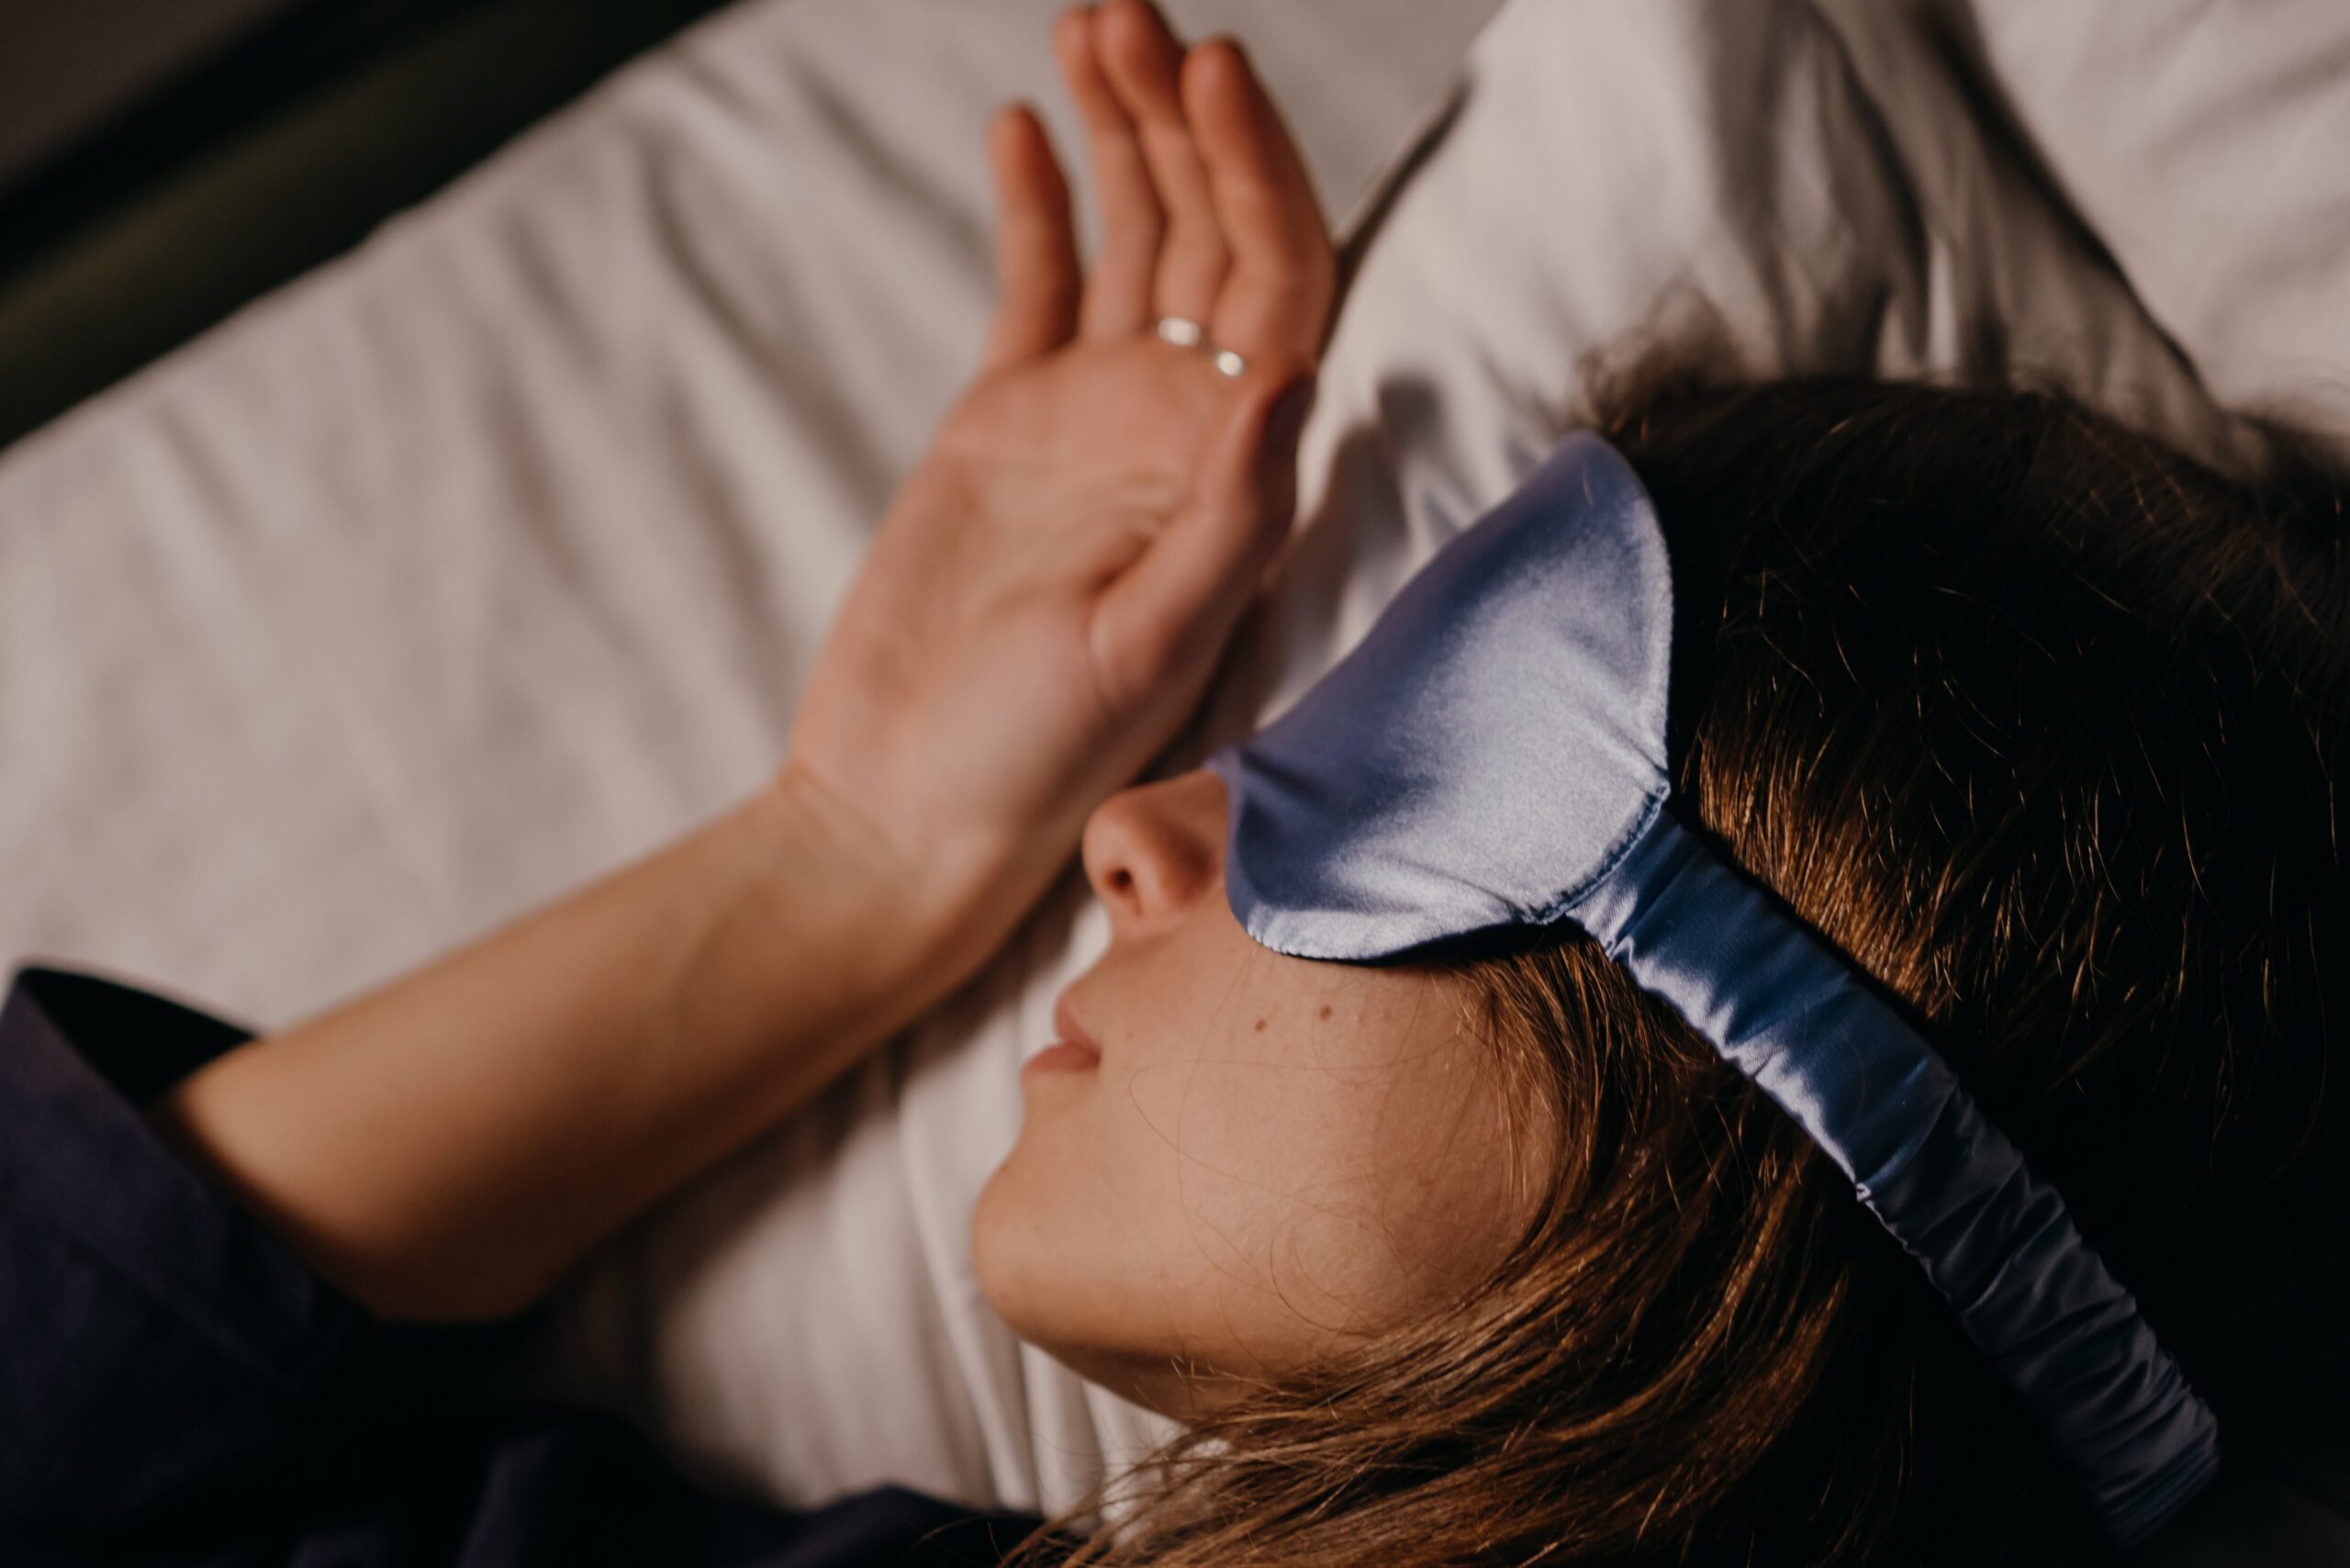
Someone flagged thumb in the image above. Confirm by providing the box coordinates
[1091,361,1317,704]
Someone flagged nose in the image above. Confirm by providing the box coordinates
[1080,767,1229,937]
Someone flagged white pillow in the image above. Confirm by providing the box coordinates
[1953,0,2350,456]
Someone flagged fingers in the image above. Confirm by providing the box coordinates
[1091,359,1317,704]
[980,103,1081,372]
[1054,3,1335,365]
[1182,39,1336,365]
[1094,0,1228,327]
[1055,5,1162,338]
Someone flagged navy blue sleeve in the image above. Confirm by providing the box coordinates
[0,967,1060,1568]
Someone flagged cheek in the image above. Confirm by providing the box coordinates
[1135,1005,1507,1328]
[974,963,1526,1393]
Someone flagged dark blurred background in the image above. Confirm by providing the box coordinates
[0,0,732,452]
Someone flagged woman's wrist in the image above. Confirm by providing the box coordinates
[755,757,1020,1011]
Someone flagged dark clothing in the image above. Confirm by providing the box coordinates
[0,968,1061,1567]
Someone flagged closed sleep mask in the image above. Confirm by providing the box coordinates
[1202,431,2220,1550]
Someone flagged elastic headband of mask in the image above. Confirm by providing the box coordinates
[1202,431,2220,1550]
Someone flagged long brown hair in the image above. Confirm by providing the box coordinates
[1009,374,2350,1566]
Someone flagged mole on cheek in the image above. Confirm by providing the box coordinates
[1253,1017,1267,1032]
[1318,1003,1334,1021]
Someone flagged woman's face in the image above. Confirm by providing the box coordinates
[972,767,1548,1418]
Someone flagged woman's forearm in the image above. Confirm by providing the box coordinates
[152,767,973,1323]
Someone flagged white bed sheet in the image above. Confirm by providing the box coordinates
[3,0,2343,1552]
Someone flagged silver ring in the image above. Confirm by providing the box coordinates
[1156,315,1248,379]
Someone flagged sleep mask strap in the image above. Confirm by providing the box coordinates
[1573,801,2221,1547]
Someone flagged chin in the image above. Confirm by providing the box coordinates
[968,1157,1031,1327]
[969,1154,1192,1417]
[969,1148,1077,1346]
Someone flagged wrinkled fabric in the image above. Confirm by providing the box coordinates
[1204,432,2221,1551]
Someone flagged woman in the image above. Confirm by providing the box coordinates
[3,3,2343,1565]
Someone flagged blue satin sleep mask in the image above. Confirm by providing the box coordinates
[1202,431,2220,1550]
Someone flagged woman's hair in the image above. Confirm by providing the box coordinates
[1011,371,2350,1566]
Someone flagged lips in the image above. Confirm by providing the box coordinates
[1025,987,1104,1075]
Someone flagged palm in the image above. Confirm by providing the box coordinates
[794,343,1240,885]
[929,339,1235,608]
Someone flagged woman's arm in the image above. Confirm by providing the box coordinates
[151,767,962,1324]
[147,0,1336,1327]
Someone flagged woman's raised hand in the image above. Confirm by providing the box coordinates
[784,0,1337,966]
[141,1,1337,1328]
